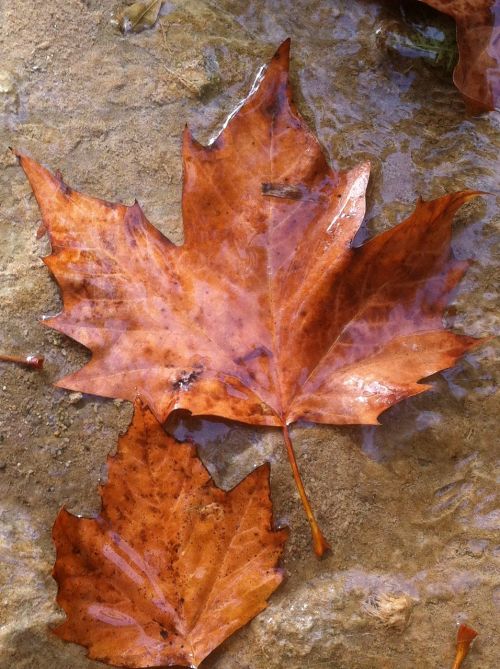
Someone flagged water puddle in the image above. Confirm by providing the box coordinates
[165,411,279,489]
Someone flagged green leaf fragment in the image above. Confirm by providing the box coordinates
[117,0,163,34]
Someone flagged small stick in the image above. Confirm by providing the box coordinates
[452,623,478,669]
[0,353,44,369]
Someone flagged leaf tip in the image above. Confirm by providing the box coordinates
[455,189,487,203]
[435,189,488,226]
[182,124,205,152]
[9,147,26,165]
[270,38,291,72]
[275,37,291,57]
[130,198,143,213]
[11,147,26,166]
[39,312,59,330]
[131,393,156,419]
[14,150,35,169]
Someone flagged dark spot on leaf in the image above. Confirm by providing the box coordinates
[173,368,202,391]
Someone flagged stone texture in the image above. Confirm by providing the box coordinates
[0,1,498,668]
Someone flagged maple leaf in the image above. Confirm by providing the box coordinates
[18,40,482,555]
[52,400,287,668]
[420,0,500,112]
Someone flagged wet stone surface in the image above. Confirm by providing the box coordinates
[0,1,499,668]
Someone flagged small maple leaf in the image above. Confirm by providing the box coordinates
[420,0,500,112]
[52,400,287,668]
[18,40,482,555]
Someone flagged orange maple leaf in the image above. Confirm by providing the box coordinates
[18,41,482,555]
[421,0,500,112]
[52,400,287,668]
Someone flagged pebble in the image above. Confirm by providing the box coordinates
[68,392,83,405]
[0,70,19,113]
[0,70,15,94]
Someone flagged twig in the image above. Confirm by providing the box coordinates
[0,353,44,369]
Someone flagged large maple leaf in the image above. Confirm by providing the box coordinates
[421,0,500,112]
[18,41,481,555]
[52,400,287,668]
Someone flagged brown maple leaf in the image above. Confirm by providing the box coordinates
[52,399,287,668]
[18,40,482,556]
[420,0,500,112]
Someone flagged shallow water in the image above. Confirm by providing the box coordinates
[0,0,499,668]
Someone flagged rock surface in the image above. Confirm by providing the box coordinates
[0,1,498,668]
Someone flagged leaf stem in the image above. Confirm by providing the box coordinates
[0,353,44,369]
[282,424,330,558]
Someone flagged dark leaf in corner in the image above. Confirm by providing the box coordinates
[52,400,287,668]
[421,0,500,112]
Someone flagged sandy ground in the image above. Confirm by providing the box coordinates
[0,1,499,668]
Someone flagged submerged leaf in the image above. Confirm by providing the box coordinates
[117,0,163,34]
[420,0,500,112]
[52,400,287,668]
[377,9,458,73]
